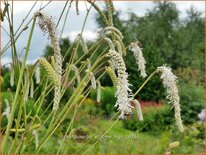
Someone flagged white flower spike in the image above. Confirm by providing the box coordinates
[107,49,133,118]
[157,65,184,132]
[129,41,147,78]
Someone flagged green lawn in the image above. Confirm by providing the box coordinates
[43,119,204,154]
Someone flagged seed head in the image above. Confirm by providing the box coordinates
[97,81,101,103]
[30,79,34,98]
[90,72,97,89]
[129,41,147,78]
[104,26,124,40]
[157,65,184,132]
[107,50,133,118]
[10,63,14,87]
[71,64,81,84]
[105,66,118,88]
[24,68,30,102]
[32,130,39,149]
[2,99,10,120]
[36,11,62,111]
[132,99,143,121]
[38,58,60,86]
[35,64,40,84]
[104,37,115,50]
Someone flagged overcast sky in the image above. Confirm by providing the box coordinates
[1,1,205,65]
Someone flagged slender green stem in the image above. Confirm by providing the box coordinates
[6,2,20,72]
[74,37,104,66]
[58,69,106,154]
[62,2,91,60]
[35,81,89,153]
[87,0,109,25]
[15,1,37,34]
[56,0,69,27]
[133,70,157,98]
[57,87,91,154]
[1,1,50,54]
[9,94,24,154]
[59,0,72,38]
[35,53,107,153]
[1,17,37,153]
[1,25,10,37]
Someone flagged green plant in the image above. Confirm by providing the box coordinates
[179,83,204,124]
[168,122,205,154]
[95,2,204,101]
[90,86,116,116]
[123,105,174,132]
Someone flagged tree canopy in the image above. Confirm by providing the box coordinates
[43,1,204,101]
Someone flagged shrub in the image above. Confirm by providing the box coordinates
[169,122,205,154]
[90,86,116,116]
[179,83,204,124]
[2,71,12,91]
[123,104,174,132]
[174,67,204,84]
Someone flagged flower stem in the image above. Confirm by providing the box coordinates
[133,70,157,98]
[1,17,36,153]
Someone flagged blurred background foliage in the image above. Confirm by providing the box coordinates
[42,1,204,100]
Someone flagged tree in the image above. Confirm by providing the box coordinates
[94,1,204,101]
[173,7,204,71]
[42,1,204,101]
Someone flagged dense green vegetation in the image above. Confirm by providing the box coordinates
[96,2,204,101]
[43,1,205,122]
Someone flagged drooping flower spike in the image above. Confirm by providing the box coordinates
[107,49,133,118]
[36,11,62,111]
[131,99,143,121]
[157,65,184,132]
[2,99,10,120]
[24,67,30,103]
[105,66,118,88]
[97,81,101,103]
[32,130,39,149]
[35,64,40,84]
[90,72,97,89]
[10,63,14,87]
[38,58,60,86]
[129,41,147,78]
